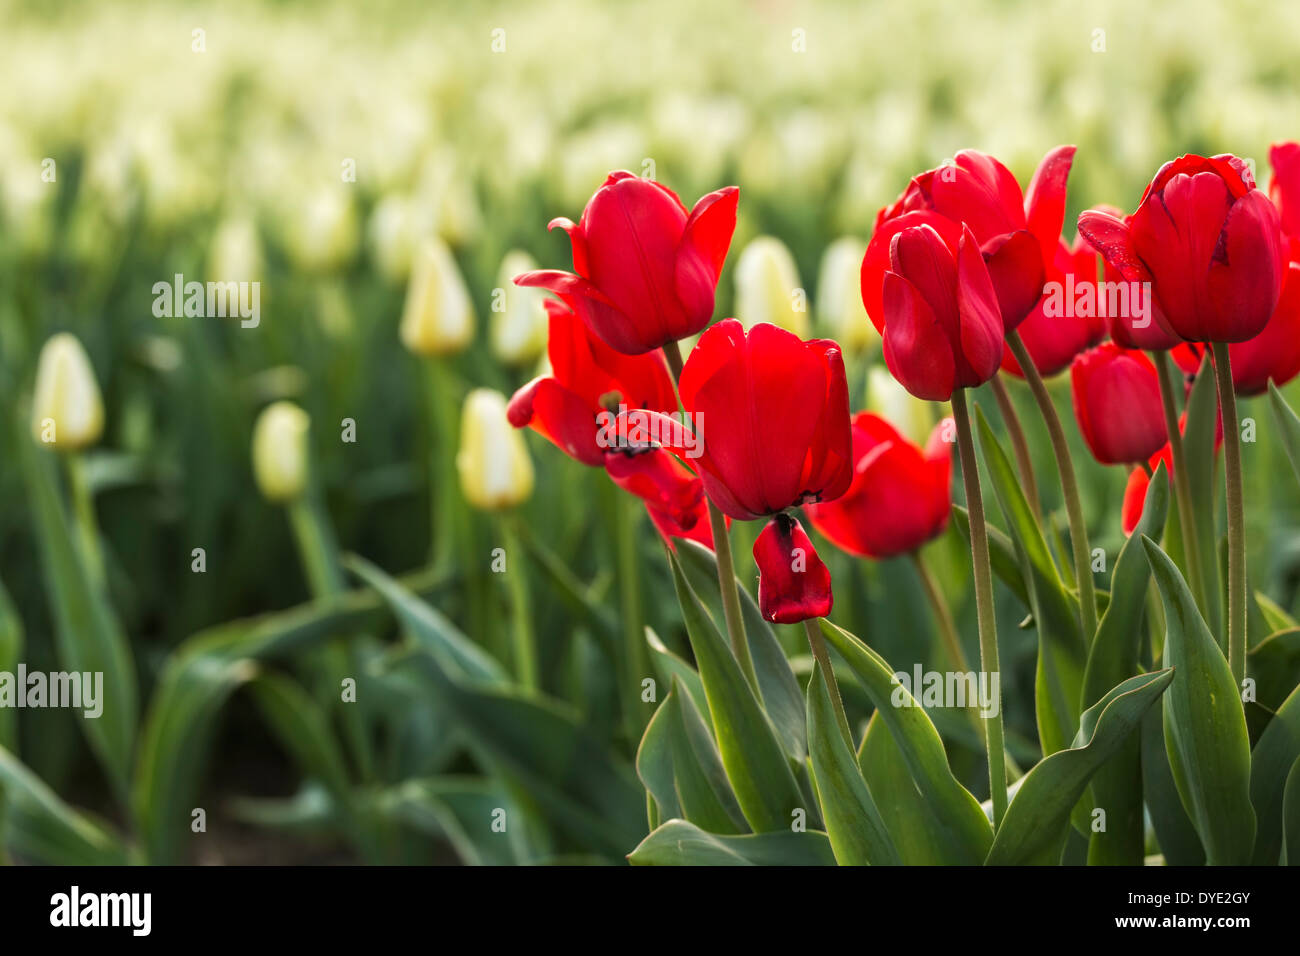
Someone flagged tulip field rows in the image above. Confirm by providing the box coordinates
[3,0,1300,871]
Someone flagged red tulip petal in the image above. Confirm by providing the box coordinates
[604,449,704,527]
[1230,260,1300,394]
[753,515,833,624]
[507,376,605,467]
[954,226,1006,385]
[861,211,961,333]
[1076,210,1147,283]
[1024,145,1077,263]
[648,497,715,551]
[547,216,589,277]
[981,229,1045,331]
[881,271,958,401]
[517,269,653,355]
[1206,189,1284,342]
[1269,142,1300,238]
[675,185,739,325]
[1121,467,1150,535]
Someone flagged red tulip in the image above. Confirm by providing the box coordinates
[864,146,1075,332]
[509,300,704,529]
[1270,142,1300,240]
[515,171,739,355]
[805,413,952,559]
[1070,343,1167,465]
[632,320,852,622]
[1000,232,1108,378]
[1121,408,1223,534]
[1077,154,1285,343]
[877,222,1004,400]
[1171,258,1300,396]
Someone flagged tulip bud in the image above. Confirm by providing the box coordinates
[866,366,939,448]
[734,236,809,336]
[816,237,877,351]
[208,214,263,286]
[400,238,475,357]
[31,333,104,451]
[252,401,310,503]
[367,195,420,282]
[1070,344,1166,466]
[457,388,534,511]
[490,250,548,366]
[286,188,359,273]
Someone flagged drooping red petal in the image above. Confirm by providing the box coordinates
[517,269,651,355]
[604,449,704,528]
[1023,145,1077,264]
[753,515,833,624]
[507,375,605,466]
[674,185,739,327]
[547,216,589,277]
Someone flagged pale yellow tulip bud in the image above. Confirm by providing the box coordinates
[252,401,310,503]
[734,236,809,337]
[867,366,946,447]
[817,237,878,351]
[457,388,533,511]
[31,333,104,451]
[400,238,475,357]
[490,250,548,366]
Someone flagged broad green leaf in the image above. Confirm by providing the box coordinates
[382,777,525,865]
[0,746,131,865]
[0,577,22,752]
[1269,380,1300,490]
[1184,358,1222,639]
[1249,627,1300,714]
[1249,681,1300,865]
[21,439,137,797]
[247,674,355,807]
[645,626,708,723]
[667,553,804,832]
[676,539,806,763]
[857,712,956,864]
[636,690,684,825]
[346,554,508,686]
[1283,758,1300,865]
[1255,590,1298,633]
[819,618,992,863]
[986,669,1173,865]
[976,408,1085,758]
[1080,462,1168,864]
[628,818,836,865]
[1140,707,1204,865]
[806,665,900,865]
[667,682,747,834]
[952,505,1028,606]
[1143,536,1256,864]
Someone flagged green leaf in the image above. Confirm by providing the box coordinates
[1140,707,1205,865]
[986,669,1173,865]
[636,690,684,825]
[1249,627,1300,715]
[1184,358,1222,639]
[951,505,1028,605]
[856,712,957,864]
[20,440,137,797]
[666,682,748,834]
[346,554,508,686]
[382,777,525,865]
[0,746,131,865]
[645,627,708,724]
[1249,681,1300,865]
[976,408,1085,757]
[247,674,355,805]
[806,665,900,865]
[1142,536,1256,864]
[1080,462,1168,864]
[1283,758,1300,866]
[0,577,22,752]
[667,553,804,832]
[1269,380,1300,490]
[818,618,992,863]
[676,539,806,763]
[1255,590,1298,633]
[628,819,836,865]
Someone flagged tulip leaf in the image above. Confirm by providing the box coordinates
[818,618,992,862]
[1140,706,1205,865]
[645,626,709,724]
[975,407,1085,757]
[1249,681,1300,865]
[806,665,900,865]
[1183,358,1222,640]
[676,539,806,763]
[1269,380,1300,490]
[1080,462,1168,864]
[381,777,525,866]
[0,746,132,865]
[246,673,357,813]
[952,505,1028,606]
[667,681,748,834]
[1284,758,1300,866]
[667,553,804,832]
[986,669,1173,865]
[1142,536,1256,864]
[636,690,684,825]
[0,577,22,752]
[1249,627,1300,715]
[1255,590,1298,633]
[628,818,836,866]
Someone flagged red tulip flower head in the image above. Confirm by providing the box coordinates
[863,146,1076,333]
[515,171,739,355]
[1078,154,1285,343]
[1070,343,1167,466]
[805,413,953,559]
[876,222,1005,401]
[508,300,705,531]
[635,320,853,623]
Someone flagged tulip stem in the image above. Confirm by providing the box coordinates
[425,359,461,573]
[1211,343,1247,693]
[950,390,1007,827]
[1153,349,1210,624]
[909,550,988,744]
[708,500,759,689]
[63,452,106,588]
[804,618,853,748]
[1006,331,1099,643]
[612,485,649,736]
[501,518,539,693]
[990,374,1041,520]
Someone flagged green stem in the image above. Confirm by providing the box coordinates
[990,374,1041,520]
[951,389,1007,827]
[909,550,988,744]
[1211,343,1246,692]
[63,452,105,587]
[804,618,852,748]
[425,358,461,572]
[1153,349,1210,622]
[708,501,759,690]
[1006,332,1098,643]
[612,488,649,736]
[501,518,539,692]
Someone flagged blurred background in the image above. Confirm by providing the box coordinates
[2,0,1300,864]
